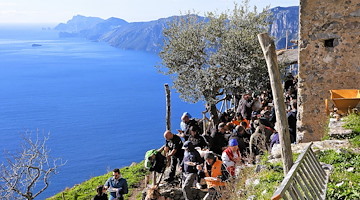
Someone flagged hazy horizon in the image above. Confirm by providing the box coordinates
[0,0,298,24]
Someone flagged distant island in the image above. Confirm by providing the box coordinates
[54,6,299,53]
[32,44,42,47]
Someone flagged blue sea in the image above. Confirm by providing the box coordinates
[0,24,204,198]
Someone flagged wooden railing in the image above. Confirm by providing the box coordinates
[271,143,331,200]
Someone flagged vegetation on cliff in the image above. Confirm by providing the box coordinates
[47,162,147,200]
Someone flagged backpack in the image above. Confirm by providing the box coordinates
[144,149,166,173]
[144,149,158,170]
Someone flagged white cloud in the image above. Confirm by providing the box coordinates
[0,10,40,15]
[0,2,18,7]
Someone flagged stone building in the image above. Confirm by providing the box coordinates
[297,0,360,142]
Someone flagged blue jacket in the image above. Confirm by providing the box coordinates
[105,177,128,199]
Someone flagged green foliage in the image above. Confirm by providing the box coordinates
[342,113,360,133]
[322,117,331,140]
[318,150,360,200]
[233,149,359,199]
[157,0,270,105]
[350,135,360,148]
[232,155,284,199]
[47,161,148,200]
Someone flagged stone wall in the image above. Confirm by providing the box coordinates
[297,0,360,142]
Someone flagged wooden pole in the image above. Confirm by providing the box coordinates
[285,30,289,50]
[164,84,171,131]
[258,32,293,174]
[202,112,207,135]
[152,171,156,186]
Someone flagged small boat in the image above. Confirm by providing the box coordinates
[32,44,42,47]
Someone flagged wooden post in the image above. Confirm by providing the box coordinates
[258,33,293,174]
[285,30,289,50]
[202,112,207,135]
[164,84,171,131]
[152,171,156,186]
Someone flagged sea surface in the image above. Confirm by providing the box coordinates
[0,24,204,198]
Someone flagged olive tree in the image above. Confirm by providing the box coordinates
[158,1,270,125]
[0,132,66,200]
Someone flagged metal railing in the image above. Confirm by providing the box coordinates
[271,142,331,200]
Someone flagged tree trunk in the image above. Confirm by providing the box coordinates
[208,103,219,127]
[164,84,171,131]
[258,32,293,175]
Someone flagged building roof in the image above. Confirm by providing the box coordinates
[276,49,298,65]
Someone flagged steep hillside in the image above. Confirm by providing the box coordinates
[100,18,171,52]
[54,6,299,53]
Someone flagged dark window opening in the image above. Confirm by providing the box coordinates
[324,39,335,47]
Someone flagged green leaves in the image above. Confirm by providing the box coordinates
[157,1,271,105]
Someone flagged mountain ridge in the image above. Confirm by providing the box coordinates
[54,6,299,52]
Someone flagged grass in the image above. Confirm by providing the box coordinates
[47,161,148,200]
[318,149,360,200]
[231,148,360,200]
[342,113,360,134]
[227,154,284,199]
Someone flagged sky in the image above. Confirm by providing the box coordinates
[0,0,299,24]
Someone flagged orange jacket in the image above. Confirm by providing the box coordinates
[204,159,226,187]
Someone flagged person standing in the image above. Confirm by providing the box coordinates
[237,93,254,120]
[287,101,297,143]
[164,130,184,182]
[104,168,128,200]
[180,141,203,200]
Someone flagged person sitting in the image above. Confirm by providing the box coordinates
[231,113,250,129]
[229,125,249,156]
[209,123,227,156]
[240,121,252,135]
[221,139,242,177]
[92,185,107,200]
[198,152,229,200]
[188,125,208,150]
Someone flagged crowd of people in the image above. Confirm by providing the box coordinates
[94,75,298,200]
[142,74,298,200]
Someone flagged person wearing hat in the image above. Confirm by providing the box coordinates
[178,112,198,140]
[221,138,242,177]
[198,152,229,200]
[180,141,203,200]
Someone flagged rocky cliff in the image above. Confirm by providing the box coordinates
[269,6,299,49]
[55,6,299,52]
